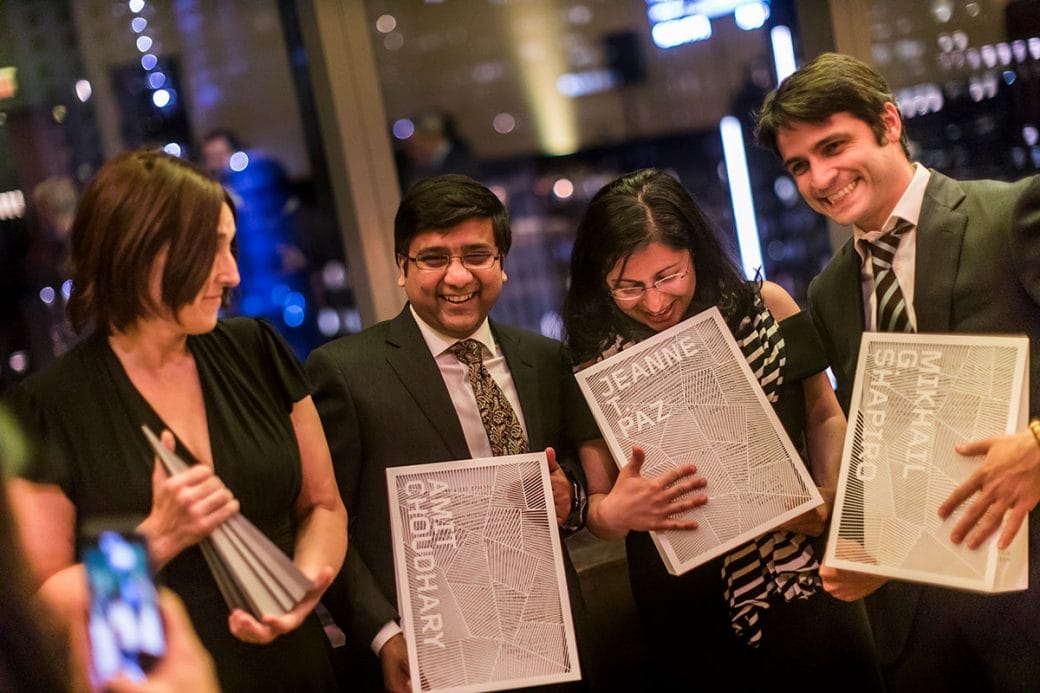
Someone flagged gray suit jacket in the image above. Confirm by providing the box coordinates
[809,171,1040,415]
[306,305,594,652]
[807,171,1040,665]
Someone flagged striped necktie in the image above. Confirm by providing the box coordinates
[449,339,528,456]
[870,220,916,333]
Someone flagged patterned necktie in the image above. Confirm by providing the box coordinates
[449,339,528,456]
[870,219,916,333]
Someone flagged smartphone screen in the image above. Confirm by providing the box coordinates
[82,526,166,686]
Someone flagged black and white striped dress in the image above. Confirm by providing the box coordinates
[605,288,823,647]
[603,287,882,687]
[722,290,821,647]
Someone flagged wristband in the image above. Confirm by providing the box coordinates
[1029,419,1040,448]
[561,471,589,533]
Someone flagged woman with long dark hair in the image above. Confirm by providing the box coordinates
[565,168,882,687]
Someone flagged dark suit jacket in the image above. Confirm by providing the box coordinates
[807,171,1040,666]
[306,306,594,654]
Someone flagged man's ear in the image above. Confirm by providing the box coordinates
[500,254,507,282]
[881,101,902,144]
[396,254,408,287]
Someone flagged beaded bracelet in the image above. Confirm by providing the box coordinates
[1029,419,1040,447]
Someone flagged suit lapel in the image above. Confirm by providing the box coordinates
[913,172,967,332]
[385,306,471,460]
[823,241,867,370]
[493,322,543,450]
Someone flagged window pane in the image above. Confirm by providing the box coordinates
[0,0,355,391]
[366,0,830,337]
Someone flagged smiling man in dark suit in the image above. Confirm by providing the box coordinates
[306,174,594,692]
[756,52,1040,691]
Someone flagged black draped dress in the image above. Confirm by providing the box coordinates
[15,318,336,692]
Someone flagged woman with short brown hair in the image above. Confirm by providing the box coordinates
[11,150,346,691]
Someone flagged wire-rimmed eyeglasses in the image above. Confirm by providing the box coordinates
[609,261,691,303]
[405,250,501,272]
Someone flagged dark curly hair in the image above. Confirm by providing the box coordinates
[562,168,755,365]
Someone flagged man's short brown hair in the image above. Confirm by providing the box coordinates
[755,52,910,158]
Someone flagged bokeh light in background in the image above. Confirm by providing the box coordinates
[1,0,1037,394]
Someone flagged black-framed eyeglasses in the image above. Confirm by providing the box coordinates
[609,260,691,303]
[406,250,501,272]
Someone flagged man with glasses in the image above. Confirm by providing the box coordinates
[307,174,595,692]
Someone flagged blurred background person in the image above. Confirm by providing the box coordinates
[9,149,346,691]
[563,168,882,688]
[1,178,79,396]
[200,127,321,357]
[25,176,76,281]
[200,127,245,183]
[395,111,480,191]
[21,176,79,371]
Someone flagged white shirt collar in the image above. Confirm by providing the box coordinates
[853,163,931,241]
[409,305,497,358]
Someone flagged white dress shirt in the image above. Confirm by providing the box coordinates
[371,306,529,655]
[852,164,931,331]
[409,306,529,456]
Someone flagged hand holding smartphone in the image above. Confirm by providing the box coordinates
[81,520,165,688]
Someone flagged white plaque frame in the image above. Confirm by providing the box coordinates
[825,332,1029,592]
[386,452,581,693]
[575,307,823,576]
